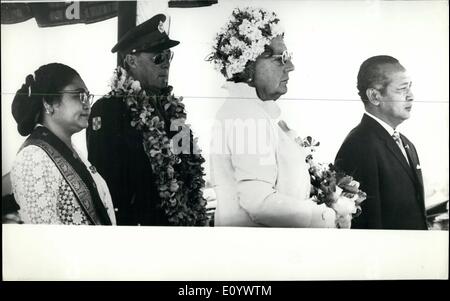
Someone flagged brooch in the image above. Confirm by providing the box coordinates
[89,166,97,174]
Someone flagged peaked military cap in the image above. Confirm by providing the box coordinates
[111,14,180,54]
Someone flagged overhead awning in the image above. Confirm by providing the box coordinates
[168,0,217,8]
[1,2,119,27]
[1,1,218,27]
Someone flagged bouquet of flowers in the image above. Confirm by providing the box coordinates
[300,136,367,228]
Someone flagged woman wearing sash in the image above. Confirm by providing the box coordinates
[10,63,116,225]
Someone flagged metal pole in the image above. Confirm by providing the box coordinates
[117,0,137,66]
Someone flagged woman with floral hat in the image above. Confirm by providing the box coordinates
[208,7,341,227]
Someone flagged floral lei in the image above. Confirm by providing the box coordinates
[107,67,208,226]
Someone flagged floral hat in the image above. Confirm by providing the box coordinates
[208,7,284,80]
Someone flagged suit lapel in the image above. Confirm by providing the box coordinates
[361,115,417,183]
[360,115,427,226]
[384,139,417,183]
[402,135,427,220]
[401,135,423,184]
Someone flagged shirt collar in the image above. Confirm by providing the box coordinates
[364,111,398,136]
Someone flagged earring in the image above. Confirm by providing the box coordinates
[45,106,52,115]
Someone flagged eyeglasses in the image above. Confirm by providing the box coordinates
[152,50,174,65]
[272,50,293,65]
[58,90,94,106]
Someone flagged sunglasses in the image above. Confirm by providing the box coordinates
[151,50,174,65]
[272,50,293,65]
[57,90,94,105]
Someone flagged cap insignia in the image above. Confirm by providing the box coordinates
[158,20,165,33]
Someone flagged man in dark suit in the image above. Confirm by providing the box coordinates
[86,14,198,226]
[335,55,428,230]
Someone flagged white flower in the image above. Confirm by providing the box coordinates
[32,167,43,178]
[36,196,48,208]
[214,61,223,72]
[331,196,357,216]
[40,210,52,223]
[253,9,263,21]
[229,36,247,50]
[241,48,253,61]
[270,22,284,37]
[119,69,127,82]
[109,73,118,89]
[130,80,141,93]
[140,109,151,123]
[267,11,276,22]
[221,44,232,55]
[225,66,234,79]
[211,7,283,79]
[71,211,83,225]
[237,56,248,69]
[253,18,264,28]
[238,19,257,37]
[253,38,268,56]
[349,180,360,189]
[34,180,46,195]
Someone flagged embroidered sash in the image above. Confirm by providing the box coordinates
[21,127,112,225]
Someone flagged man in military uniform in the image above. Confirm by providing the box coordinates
[86,14,180,225]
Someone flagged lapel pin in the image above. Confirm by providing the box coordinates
[89,166,97,174]
[405,144,410,149]
[416,164,421,170]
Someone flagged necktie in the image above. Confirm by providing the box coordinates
[278,120,290,132]
[278,120,298,140]
[392,131,410,165]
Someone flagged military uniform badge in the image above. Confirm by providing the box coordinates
[92,116,102,131]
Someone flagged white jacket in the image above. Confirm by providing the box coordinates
[210,83,335,227]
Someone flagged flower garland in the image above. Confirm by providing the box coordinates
[208,7,284,79]
[107,67,208,226]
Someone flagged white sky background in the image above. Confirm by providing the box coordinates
[1,0,449,206]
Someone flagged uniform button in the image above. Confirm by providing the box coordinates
[114,208,119,212]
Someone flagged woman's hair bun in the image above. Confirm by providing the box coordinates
[25,74,35,88]
[11,63,80,137]
[11,73,42,136]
